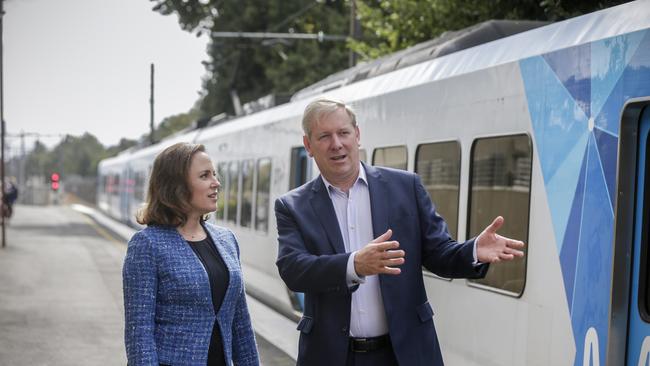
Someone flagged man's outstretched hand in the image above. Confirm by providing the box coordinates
[476,216,525,263]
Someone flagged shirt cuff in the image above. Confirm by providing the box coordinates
[473,237,479,264]
[346,251,366,287]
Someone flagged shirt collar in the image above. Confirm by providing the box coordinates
[321,162,367,193]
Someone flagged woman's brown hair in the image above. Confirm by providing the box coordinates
[136,142,207,227]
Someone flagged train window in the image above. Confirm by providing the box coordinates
[373,146,407,170]
[134,172,146,202]
[106,175,111,194]
[290,147,310,189]
[113,175,120,195]
[227,161,240,225]
[359,149,367,163]
[98,175,104,194]
[99,175,109,193]
[240,160,254,228]
[216,163,227,221]
[415,141,461,239]
[467,134,531,296]
[255,158,272,232]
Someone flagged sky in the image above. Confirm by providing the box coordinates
[3,0,208,154]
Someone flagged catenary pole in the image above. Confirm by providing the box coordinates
[1,0,6,248]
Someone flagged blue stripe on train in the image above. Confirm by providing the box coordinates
[521,28,650,366]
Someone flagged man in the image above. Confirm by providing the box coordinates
[275,98,525,366]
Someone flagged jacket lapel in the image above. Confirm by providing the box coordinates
[309,176,346,254]
[364,163,390,238]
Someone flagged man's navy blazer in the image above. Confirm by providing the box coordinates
[275,163,488,366]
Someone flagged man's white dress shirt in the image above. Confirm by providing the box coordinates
[321,164,389,338]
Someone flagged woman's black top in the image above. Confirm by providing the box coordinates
[187,234,230,366]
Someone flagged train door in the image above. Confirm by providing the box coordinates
[289,146,311,190]
[287,146,311,312]
[609,101,650,366]
[627,107,650,366]
[120,166,132,222]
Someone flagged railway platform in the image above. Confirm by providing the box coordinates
[0,204,297,365]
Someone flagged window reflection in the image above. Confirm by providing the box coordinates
[255,158,271,232]
[227,161,240,225]
[415,141,461,238]
[373,146,407,170]
[468,135,531,295]
[240,160,254,228]
[216,163,227,221]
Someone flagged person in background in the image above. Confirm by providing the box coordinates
[3,177,18,218]
[123,142,259,366]
[275,98,525,366]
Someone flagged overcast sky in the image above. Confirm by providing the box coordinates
[4,0,208,154]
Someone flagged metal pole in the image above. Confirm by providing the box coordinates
[349,0,357,67]
[1,0,6,248]
[19,130,24,193]
[149,63,155,145]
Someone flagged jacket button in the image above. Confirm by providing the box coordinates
[341,326,348,334]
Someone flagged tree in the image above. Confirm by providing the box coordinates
[25,140,51,178]
[349,0,631,59]
[48,133,106,177]
[150,0,350,117]
[105,138,138,157]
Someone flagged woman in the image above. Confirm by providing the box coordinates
[123,142,259,366]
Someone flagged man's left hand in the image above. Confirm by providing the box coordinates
[476,216,525,263]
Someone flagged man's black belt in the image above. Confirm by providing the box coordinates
[349,334,391,353]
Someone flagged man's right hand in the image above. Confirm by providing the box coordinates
[354,229,405,276]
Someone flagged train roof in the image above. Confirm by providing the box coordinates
[317,0,649,105]
[291,19,549,101]
[293,1,650,102]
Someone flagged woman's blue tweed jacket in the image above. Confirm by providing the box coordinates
[123,222,259,366]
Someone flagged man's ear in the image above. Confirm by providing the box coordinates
[303,135,314,157]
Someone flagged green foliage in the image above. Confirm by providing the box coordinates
[25,140,51,179]
[151,108,201,142]
[20,109,199,181]
[105,138,139,157]
[350,0,631,59]
[23,133,138,180]
[49,133,106,177]
[150,0,350,117]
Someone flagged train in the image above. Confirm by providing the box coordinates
[97,1,650,365]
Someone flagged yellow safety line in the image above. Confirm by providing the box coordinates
[80,214,126,248]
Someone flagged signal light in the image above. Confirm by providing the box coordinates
[51,172,60,191]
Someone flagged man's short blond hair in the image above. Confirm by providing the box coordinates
[302,98,357,138]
